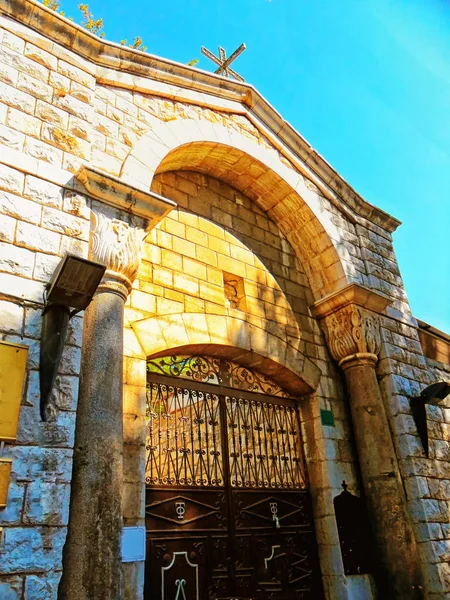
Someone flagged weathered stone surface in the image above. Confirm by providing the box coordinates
[0,241,35,276]
[0,527,66,574]
[0,213,16,242]
[0,481,25,525]
[25,573,61,600]
[10,447,73,483]
[0,576,23,599]
[0,163,24,194]
[23,481,71,526]
[23,176,63,209]
[0,189,42,224]
[0,300,23,334]
[16,221,60,254]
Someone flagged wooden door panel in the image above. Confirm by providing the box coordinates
[233,490,313,531]
[146,488,228,533]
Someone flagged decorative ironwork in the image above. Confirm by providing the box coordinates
[226,397,306,489]
[162,552,199,600]
[146,382,224,487]
[148,355,290,397]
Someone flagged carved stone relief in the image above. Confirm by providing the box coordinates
[324,305,382,364]
[91,212,146,288]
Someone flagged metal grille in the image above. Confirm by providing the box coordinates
[226,396,306,489]
[146,382,224,487]
[147,355,290,397]
[146,379,307,490]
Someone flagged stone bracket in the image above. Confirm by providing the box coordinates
[76,165,176,227]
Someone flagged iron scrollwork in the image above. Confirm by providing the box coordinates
[147,355,290,397]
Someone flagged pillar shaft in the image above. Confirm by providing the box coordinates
[341,353,422,598]
[59,285,125,600]
[59,211,145,600]
[312,286,425,599]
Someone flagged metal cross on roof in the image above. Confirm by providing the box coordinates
[201,43,246,82]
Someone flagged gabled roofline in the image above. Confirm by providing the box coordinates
[0,0,401,233]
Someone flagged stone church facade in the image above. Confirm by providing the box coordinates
[0,1,449,598]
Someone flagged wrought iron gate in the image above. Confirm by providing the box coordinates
[144,356,323,600]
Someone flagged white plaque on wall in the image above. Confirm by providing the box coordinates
[121,526,146,562]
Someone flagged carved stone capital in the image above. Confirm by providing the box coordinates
[91,212,146,299]
[311,284,391,368]
[323,304,382,366]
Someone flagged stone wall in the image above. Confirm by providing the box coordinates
[0,4,449,598]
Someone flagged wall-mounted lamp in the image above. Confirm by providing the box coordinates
[40,255,106,421]
[410,382,450,457]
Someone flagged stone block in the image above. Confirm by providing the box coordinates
[0,163,24,194]
[59,344,81,376]
[17,72,53,103]
[0,103,7,124]
[0,46,49,82]
[174,272,199,296]
[0,214,16,242]
[90,148,121,175]
[16,221,60,254]
[124,357,146,387]
[122,481,145,522]
[59,235,89,259]
[57,60,95,89]
[0,300,23,334]
[0,241,35,277]
[0,273,44,303]
[0,576,23,599]
[10,446,73,483]
[41,206,89,240]
[0,81,35,115]
[0,60,19,86]
[35,99,69,129]
[49,70,70,94]
[24,137,63,165]
[0,481,25,526]
[0,190,42,224]
[33,252,61,282]
[50,375,79,412]
[2,31,25,54]
[41,123,91,159]
[0,123,24,150]
[25,572,62,600]
[23,481,70,526]
[62,190,90,220]
[0,526,66,574]
[24,42,58,71]
[7,106,41,137]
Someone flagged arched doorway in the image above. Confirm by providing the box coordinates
[144,354,323,600]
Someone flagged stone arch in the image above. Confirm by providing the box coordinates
[132,312,321,396]
[121,115,349,299]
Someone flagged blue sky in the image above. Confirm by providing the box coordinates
[60,0,450,331]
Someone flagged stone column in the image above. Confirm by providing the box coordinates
[59,212,145,600]
[313,285,423,599]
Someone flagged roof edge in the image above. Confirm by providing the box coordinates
[0,0,401,233]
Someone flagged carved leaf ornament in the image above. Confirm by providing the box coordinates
[91,213,145,284]
[327,306,381,364]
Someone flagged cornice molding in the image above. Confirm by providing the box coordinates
[0,0,401,234]
[311,283,391,320]
[76,166,176,227]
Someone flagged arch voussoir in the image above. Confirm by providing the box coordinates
[131,313,320,395]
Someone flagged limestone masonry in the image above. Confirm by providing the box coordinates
[0,1,449,599]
